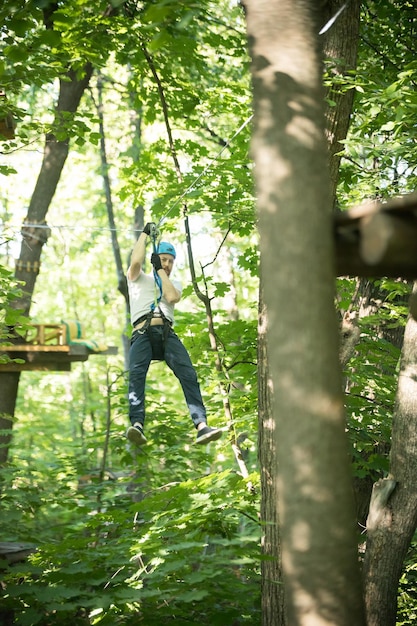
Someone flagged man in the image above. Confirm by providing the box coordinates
[126,222,222,447]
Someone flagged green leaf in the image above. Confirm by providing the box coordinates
[380,121,396,131]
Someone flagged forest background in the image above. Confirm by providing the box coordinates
[1,1,417,625]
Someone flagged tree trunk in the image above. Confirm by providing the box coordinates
[94,73,132,369]
[0,64,93,465]
[15,65,93,315]
[363,283,417,626]
[258,277,286,625]
[254,2,362,622]
[244,1,366,623]
[321,0,361,204]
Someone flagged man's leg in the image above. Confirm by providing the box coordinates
[164,331,222,444]
[164,330,207,428]
[128,331,152,429]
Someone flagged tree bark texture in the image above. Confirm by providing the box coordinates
[0,64,93,465]
[258,278,286,626]
[244,1,366,624]
[363,283,417,626]
[96,74,128,302]
[321,0,361,205]
[15,65,93,316]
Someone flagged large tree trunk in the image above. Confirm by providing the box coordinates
[244,1,366,623]
[363,282,417,626]
[0,64,93,466]
[258,278,286,626]
[254,1,362,622]
[14,65,93,315]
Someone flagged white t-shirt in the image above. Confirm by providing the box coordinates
[128,271,182,325]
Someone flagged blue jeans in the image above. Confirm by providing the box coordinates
[128,326,207,429]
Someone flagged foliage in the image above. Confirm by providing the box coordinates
[1,402,260,625]
[1,0,417,622]
[0,257,30,364]
[398,537,417,626]
[344,326,398,479]
[338,0,417,205]
[333,3,417,618]
[336,0,417,485]
[339,275,408,480]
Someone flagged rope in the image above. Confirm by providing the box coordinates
[319,2,349,35]
[149,223,162,310]
[4,112,254,241]
[3,223,133,234]
[156,113,254,228]
[5,1,350,243]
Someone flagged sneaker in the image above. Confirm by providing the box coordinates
[195,426,223,445]
[126,423,147,446]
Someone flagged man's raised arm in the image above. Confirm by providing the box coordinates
[128,223,153,281]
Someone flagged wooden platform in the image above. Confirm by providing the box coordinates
[334,192,417,278]
[0,323,118,372]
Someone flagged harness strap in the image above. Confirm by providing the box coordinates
[132,311,172,361]
[158,307,172,347]
[132,224,171,350]
[149,224,162,311]
[132,310,154,335]
[132,309,172,335]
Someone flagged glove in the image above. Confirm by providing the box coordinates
[151,252,162,272]
[143,222,156,236]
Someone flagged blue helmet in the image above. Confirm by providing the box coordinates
[157,241,176,258]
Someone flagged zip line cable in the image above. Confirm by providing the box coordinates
[319,2,349,35]
[155,113,254,228]
[4,2,348,241]
[4,223,132,234]
[4,113,254,239]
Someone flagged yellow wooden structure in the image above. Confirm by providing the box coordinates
[0,322,118,372]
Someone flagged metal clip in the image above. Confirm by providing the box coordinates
[149,223,160,240]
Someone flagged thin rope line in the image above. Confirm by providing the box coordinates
[2,114,253,239]
[3,223,135,234]
[2,6,348,240]
[319,2,349,35]
[157,113,253,227]
[156,3,350,229]
[2,113,254,237]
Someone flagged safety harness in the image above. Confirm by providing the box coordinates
[131,224,172,358]
[132,308,172,336]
